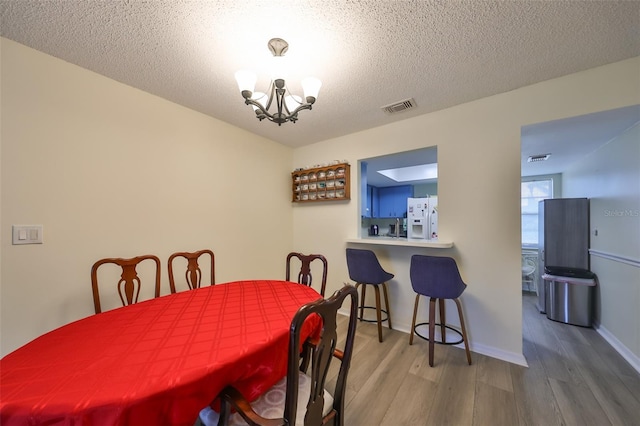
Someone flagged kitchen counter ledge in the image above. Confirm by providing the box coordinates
[346,237,453,249]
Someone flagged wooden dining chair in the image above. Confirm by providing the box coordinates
[212,284,358,426]
[168,249,215,293]
[91,255,161,314]
[286,252,328,297]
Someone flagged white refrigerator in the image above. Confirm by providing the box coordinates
[407,197,438,240]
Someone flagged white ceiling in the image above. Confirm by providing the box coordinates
[521,105,640,177]
[1,1,639,175]
[364,146,438,187]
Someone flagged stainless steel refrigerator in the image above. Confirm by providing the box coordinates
[537,198,590,312]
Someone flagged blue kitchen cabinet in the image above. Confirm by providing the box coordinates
[360,162,369,217]
[368,185,379,218]
[361,184,379,218]
[378,185,412,217]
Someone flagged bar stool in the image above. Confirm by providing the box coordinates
[409,254,472,367]
[346,248,393,342]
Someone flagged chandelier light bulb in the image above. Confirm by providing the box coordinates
[251,92,269,111]
[269,55,290,82]
[235,70,256,94]
[301,77,322,103]
[285,94,302,113]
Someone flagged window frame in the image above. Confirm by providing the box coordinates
[521,176,558,248]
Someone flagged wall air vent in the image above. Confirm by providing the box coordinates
[381,98,416,114]
[527,154,551,163]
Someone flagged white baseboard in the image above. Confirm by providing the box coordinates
[466,341,529,367]
[594,321,640,375]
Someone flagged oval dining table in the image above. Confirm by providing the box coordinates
[0,280,322,426]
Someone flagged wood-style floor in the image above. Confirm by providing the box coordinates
[331,292,640,426]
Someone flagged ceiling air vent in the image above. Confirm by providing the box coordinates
[381,98,416,114]
[527,154,551,163]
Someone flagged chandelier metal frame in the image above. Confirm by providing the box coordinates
[236,38,320,126]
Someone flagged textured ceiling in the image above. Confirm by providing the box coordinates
[1,1,639,148]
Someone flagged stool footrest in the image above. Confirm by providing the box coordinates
[357,306,389,323]
[413,322,464,345]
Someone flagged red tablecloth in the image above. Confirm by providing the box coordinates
[0,280,322,425]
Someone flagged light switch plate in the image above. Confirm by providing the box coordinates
[12,225,43,245]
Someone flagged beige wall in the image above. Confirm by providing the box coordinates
[0,39,294,356]
[292,57,640,364]
[2,36,639,364]
[563,123,640,369]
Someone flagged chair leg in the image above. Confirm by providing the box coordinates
[454,298,472,365]
[438,298,446,343]
[218,397,230,425]
[382,282,392,330]
[428,297,436,367]
[409,294,420,345]
[373,284,383,342]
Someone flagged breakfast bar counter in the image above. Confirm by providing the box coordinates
[346,237,453,249]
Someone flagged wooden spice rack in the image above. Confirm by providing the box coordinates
[292,163,350,203]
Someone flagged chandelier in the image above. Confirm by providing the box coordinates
[234,38,321,125]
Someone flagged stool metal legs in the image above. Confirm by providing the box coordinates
[355,282,392,342]
[409,294,472,367]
